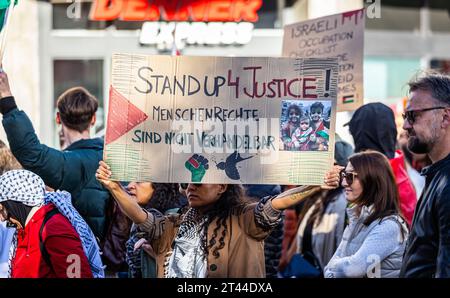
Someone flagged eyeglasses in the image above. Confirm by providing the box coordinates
[402,107,448,124]
[340,170,358,186]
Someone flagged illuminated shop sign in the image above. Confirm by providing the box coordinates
[89,0,262,50]
[139,21,253,49]
[89,0,262,22]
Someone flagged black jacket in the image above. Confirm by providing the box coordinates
[0,97,111,240]
[400,153,450,278]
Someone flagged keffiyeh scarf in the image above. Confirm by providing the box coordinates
[165,208,208,278]
[0,170,104,278]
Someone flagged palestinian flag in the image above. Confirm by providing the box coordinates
[0,0,16,31]
[0,0,17,61]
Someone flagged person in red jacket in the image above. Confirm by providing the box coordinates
[0,170,104,278]
[346,103,417,226]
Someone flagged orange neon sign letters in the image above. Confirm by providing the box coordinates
[89,0,263,22]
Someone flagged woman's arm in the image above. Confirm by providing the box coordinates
[271,165,342,211]
[95,161,147,224]
[244,166,342,240]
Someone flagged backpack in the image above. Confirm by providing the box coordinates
[39,208,60,272]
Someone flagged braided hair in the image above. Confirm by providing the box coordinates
[144,183,182,213]
[199,184,247,258]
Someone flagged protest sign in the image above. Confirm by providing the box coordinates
[283,9,364,112]
[104,53,338,185]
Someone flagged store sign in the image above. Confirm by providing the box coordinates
[139,21,253,49]
[90,0,262,22]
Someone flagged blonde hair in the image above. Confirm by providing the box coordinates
[0,140,22,175]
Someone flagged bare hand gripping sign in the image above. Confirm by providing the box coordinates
[104,53,338,185]
[283,9,364,112]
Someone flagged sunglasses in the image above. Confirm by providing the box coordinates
[340,170,358,186]
[402,107,448,124]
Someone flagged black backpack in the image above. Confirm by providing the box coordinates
[39,208,60,272]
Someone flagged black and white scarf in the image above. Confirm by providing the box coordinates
[0,170,104,278]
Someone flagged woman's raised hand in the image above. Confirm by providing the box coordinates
[322,165,344,190]
[96,160,122,191]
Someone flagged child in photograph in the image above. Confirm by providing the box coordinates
[316,129,330,151]
[291,116,314,151]
[309,102,330,151]
[281,104,302,150]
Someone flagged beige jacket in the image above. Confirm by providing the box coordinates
[138,199,281,278]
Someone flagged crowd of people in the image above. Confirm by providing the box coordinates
[0,68,449,278]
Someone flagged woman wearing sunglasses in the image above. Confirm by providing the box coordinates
[96,161,341,278]
[324,151,409,278]
[125,183,182,278]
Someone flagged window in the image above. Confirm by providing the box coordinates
[430,59,450,74]
[366,6,420,31]
[53,59,104,146]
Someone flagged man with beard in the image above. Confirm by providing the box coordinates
[397,131,430,198]
[400,72,450,278]
[346,102,417,226]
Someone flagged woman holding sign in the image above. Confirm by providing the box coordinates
[96,160,340,278]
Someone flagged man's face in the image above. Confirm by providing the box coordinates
[310,108,322,122]
[402,89,444,154]
[288,108,300,124]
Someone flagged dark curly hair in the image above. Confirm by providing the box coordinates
[310,101,324,114]
[144,183,182,213]
[197,184,247,259]
[287,104,303,120]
